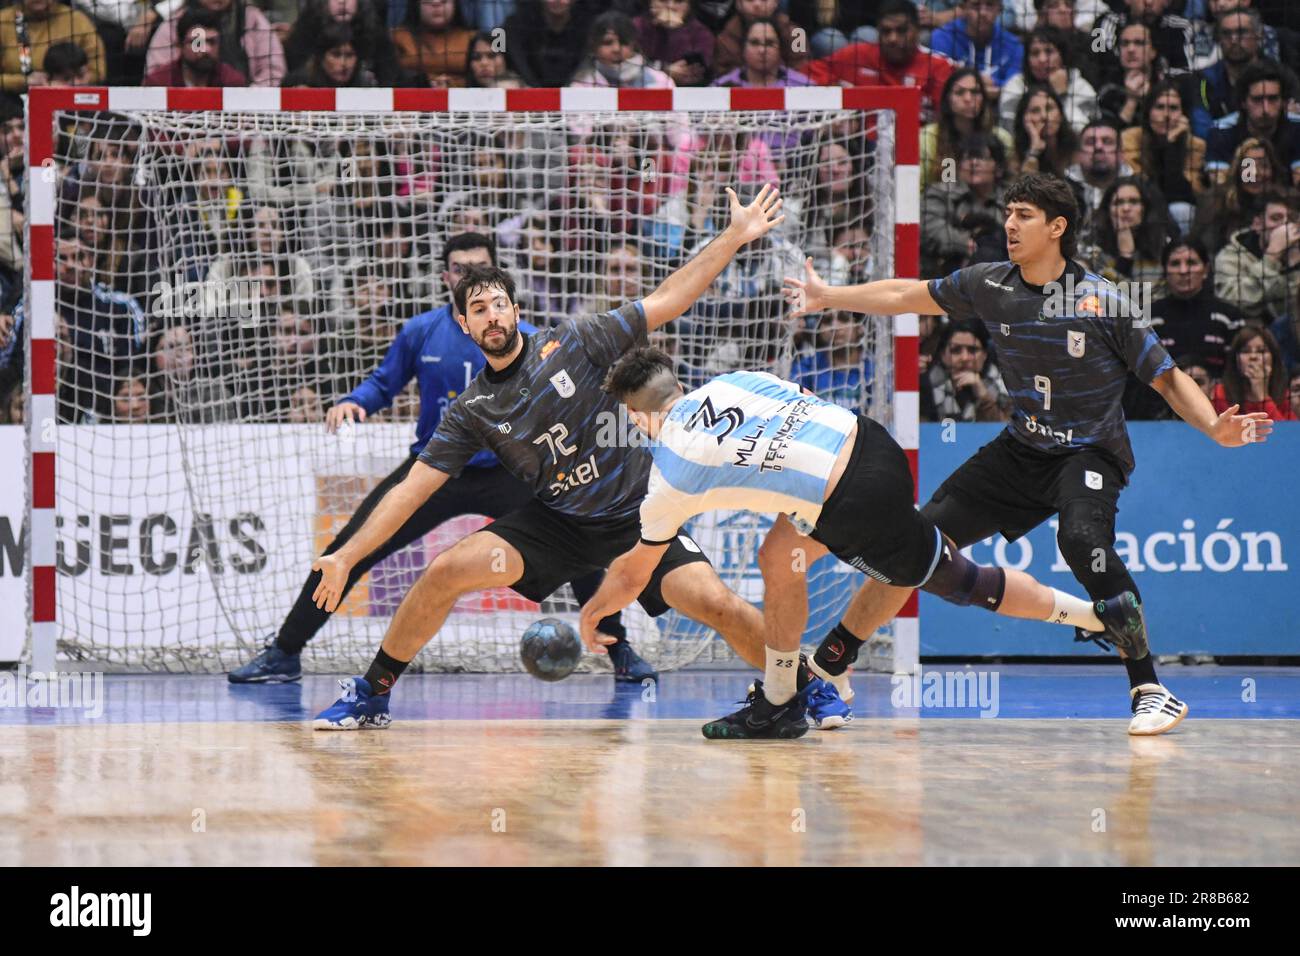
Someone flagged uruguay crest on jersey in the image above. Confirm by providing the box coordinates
[550,369,575,398]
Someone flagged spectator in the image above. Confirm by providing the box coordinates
[1210,325,1297,419]
[206,205,315,316]
[503,0,594,88]
[67,1,154,83]
[285,0,400,86]
[713,0,809,76]
[919,318,1011,422]
[146,0,286,87]
[1149,238,1245,379]
[465,30,524,87]
[1190,6,1299,139]
[0,0,105,92]
[1094,21,1183,131]
[713,16,813,89]
[1192,0,1298,84]
[922,132,1008,276]
[792,310,871,411]
[150,322,239,423]
[929,0,1023,98]
[921,67,1014,191]
[1080,175,1176,289]
[288,384,324,424]
[576,240,648,314]
[1213,187,1300,324]
[807,0,955,125]
[1093,0,1198,74]
[1012,84,1077,178]
[803,141,869,269]
[43,41,91,85]
[1066,119,1136,218]
[168,140,247,278]
[634,0,715,87]
[1204,62,1300,188]
[787,1,883,59]
[392,0,476,87]
[1290,369,1300,418]
[55,235,148,422]
[1121,80,1208,234]
[111,374,153,423]
[1005,0,1107,36]
[1178,352,1217,399]
[514,219,579,326]
[0,95,23,285]
[1190,135,1280,253]
[824,223,873,286]
[284,22,379,86]
[571,11,674,88]
[144,6,249,86]
[1,378,25,424]
[997,27,1097,135]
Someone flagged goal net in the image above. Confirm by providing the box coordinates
[25,88,917,675]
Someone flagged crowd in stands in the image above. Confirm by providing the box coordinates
[0,0,1297,427]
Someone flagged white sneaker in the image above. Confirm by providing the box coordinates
[1128,683,1188,736]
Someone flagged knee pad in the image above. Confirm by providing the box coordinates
[921,535,1007,610]
[1056,499,1116,567]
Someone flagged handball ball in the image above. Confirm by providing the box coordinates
[520,618,582,682]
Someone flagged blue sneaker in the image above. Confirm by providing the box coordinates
[312,677,392,730]
[806,677,853,730]
[228,636,301,684]
[608,641,659,683]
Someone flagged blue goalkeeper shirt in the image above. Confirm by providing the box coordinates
[341,302,537,463]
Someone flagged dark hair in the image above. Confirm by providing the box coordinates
[443,231,498,269]
[177,6,225,43]
[1023,26,1074,78]
[1092,175,1175,262]
[1258,186,1300,216]
[934,68,994,181]
[1223,326,1288,407]
[465,30,503,86]
[43,42,88,78]
[453,263,516,316]
[937,318,990,355]
[406,0,467,31]
[1004,172,1080,258]
[743,16,782,45]
[1175,352,1211,373]
[602,346,676,403]
[587,12,639,55]
[1012,83,1078,175]
[314,22,358,58]
[1080,117,1122,142]
[957,131,1006,165]
[876,0,921,26]
[1235,61,1286,106]
[1161,236,1209,270]
[0,92,22,126]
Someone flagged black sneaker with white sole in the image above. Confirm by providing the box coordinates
[702,681,810,740]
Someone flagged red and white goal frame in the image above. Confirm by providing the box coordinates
[23,84,922,674]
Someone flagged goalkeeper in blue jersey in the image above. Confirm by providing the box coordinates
[580,348,1136,739]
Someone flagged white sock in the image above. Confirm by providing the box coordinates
[807,656,854,702]
[1047,589,1103,630]
[764,647,800,705]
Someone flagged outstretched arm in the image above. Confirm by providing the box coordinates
[1149,367,1274,447]
[578,541,668,653]
[640,183,785,332]
[312,462,450,611]
[783,258,946,317]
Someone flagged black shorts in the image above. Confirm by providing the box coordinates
[484,499,711,616]
[923,429,1128,547]
[810,415,943,588]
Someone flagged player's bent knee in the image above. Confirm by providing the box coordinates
[426,532,523,592]
[1056,500,1115,568]
[921,536,1006,610]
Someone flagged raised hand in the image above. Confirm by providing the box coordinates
[783,257,829,318]
[325,400,367,434]
[726,182,784,245]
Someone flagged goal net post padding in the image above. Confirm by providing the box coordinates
[24,85,920,675]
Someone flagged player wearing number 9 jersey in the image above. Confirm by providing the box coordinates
[783,172,1276,736]
[227,232,627,685]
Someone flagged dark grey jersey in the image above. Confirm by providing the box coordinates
[928,261,1174,475]
[418,302,651,521]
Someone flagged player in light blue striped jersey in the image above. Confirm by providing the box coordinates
[580,348,1138,739]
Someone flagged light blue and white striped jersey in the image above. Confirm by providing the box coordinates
[641,370,858,543]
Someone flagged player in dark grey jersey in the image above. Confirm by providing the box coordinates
[309,185,806,730]
[784,172,1276,736]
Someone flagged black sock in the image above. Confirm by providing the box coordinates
[797,656,813,691]
[1124,652,1158,690]
[364,648,409,695]
[813,623,865,677]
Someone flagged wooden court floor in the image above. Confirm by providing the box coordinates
[2,716,1297,866]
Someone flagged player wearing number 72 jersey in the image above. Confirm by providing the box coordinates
[579,350,1136,739]
[783,172,1276,736]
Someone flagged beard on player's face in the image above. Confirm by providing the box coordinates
[471,310,520,357]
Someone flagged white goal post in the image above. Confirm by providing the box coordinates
[23,84,921,675]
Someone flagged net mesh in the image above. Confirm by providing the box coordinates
[39,105,897,673]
